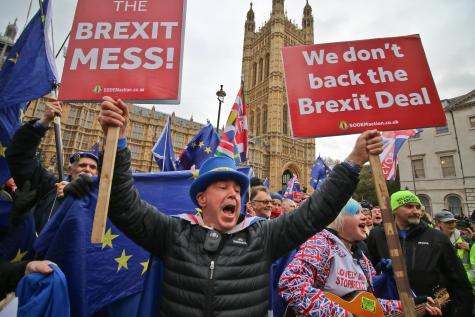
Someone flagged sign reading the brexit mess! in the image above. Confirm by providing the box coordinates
[282,35,446,137]
[59,0,186,103]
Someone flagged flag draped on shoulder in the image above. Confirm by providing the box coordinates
[0,0,58,184]
[176,123,219,170]
[215,83,248,163]
[380,129,422,180]
[152,116,176,171]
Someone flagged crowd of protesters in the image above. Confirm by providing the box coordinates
[1,98,474,316]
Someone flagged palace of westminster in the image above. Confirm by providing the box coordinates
[2,0,316,193]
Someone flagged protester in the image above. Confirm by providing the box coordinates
[371,205,383,226]
[281,198,296,214]
[6,102,98,231]
[434,209,475,297]
[248,185,273,219]
[368,191,473,316]
[279,198,441,316]
[0,260,55,300]
[270,192,283,218]
[97,96,384,316]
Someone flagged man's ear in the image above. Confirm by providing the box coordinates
[196,192,206,208]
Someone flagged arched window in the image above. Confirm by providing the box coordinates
[283,104,288,135]
[264,53,270,78]
[252,63,257,86]
[282,170,292,192]
[417,194,432,215]
[258,58,263,82]
[446,194,462,216]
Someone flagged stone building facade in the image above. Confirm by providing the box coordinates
[398,89,475,216]
[242,0,316,192]
[24,99,204,173]
[0,19,18,68]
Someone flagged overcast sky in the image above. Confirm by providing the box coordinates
[1,0,474,160]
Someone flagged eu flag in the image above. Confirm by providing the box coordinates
[310,156,331,190]
[176,123,219,170]
[0,0,58,184]
[33,167,252,316]
[152,116,176,171]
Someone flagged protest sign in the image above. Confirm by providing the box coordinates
[282,35,446,137]
[60,0,186,103]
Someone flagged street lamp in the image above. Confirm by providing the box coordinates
[216,85,226,133]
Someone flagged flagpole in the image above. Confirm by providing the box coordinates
[162,117,169,171]
[369,154,416,317]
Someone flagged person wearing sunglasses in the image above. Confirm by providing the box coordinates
[367,191,473,317]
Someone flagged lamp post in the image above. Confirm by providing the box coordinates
[216,85,226,133]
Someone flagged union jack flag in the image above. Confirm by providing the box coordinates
[283,174,301,200]
[379,129,422,180]
[215,82,248,163]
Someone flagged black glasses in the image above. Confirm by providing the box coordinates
[252,200,273,205]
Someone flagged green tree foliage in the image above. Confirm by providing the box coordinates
[353,165,401,205]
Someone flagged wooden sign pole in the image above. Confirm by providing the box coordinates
[369,154,416,317]
[91,126,120,243]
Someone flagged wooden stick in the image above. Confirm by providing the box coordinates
[369,154,416,317]
[91,126,120,243]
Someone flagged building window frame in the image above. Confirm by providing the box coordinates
[445,194,463,216]
[411,158,425,179]
[435,125,449,135]
[469,115,475,129]
[439,154,456,178]
[417,194,432,216]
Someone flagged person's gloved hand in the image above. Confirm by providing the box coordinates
[380,258,393,274]
[63,174,93,198]
[9,180,37,227]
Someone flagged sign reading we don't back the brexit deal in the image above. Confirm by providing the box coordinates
[282,35,446,137]
[60,0,186,103]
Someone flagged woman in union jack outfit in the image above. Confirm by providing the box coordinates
[278,199,441,317]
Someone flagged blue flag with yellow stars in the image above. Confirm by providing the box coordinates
[175,123,219,170]
[310,156,332,190]
[0,0,58,184]
[152,116,176,171]
[32,166,251,317]
[0,0,58,106]
[0,211,36,263]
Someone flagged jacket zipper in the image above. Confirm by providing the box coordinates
[209,260,215,279]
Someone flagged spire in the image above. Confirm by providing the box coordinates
[245,2,255,32]
[272,0,284,15]
[4,18,18,41]
[302,0,314,44]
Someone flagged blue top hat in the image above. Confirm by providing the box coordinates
[189,156,250,207]
[68,152,99,164]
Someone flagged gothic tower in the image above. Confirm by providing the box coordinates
[242,1,316,192]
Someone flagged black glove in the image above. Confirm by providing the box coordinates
[414,296,428,305]
[63,174,93,198]
[9,180,37,227]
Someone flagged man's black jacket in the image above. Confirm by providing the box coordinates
[105,148,360,317]
[367,222,473,316]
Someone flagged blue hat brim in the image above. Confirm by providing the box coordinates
[69,152,99,164]
[190,169,250,207]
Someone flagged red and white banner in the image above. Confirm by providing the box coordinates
[60,0,186,103]
[282,35,446,137]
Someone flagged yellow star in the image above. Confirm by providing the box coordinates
[102,228,119,250]
[191,142,196,148]
[198,141,204,148]
[191,170,199,179]
[0,143,7,157]
[234,153,240,159]
[140,259,149,275]
[204,147,212,154]
[115,249,132,272]
[10,249,28,263]
[8,52,19,63]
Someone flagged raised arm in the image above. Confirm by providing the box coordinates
[98,97,172,257]
[266,131,383,260]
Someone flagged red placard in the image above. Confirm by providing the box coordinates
[59,0,186,103]
[282,35,446,137]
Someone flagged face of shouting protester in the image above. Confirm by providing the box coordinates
[196,180,241,232]
[69,157,98,180]
[371,207,382,225]
[339,210,367,242]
